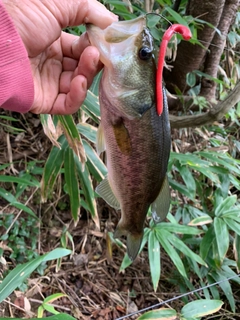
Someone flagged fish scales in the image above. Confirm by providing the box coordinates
[87,16,171,260]
[100,89,170,235]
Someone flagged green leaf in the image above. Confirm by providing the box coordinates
[41,141,64,201]
[0,188,37,219]
[181,299,223,318]
[197,151,240,175]
[177,165,196,198]
[0,249,71,303]
[43,303,60,315]
[75,153,99,228]
[0,315,76,320]
[200,225,215,260]
[77,123,97,143]
[148,231,161,291]
[167,233,207,266]
[0,176,40,187]
[186,72,197,87]
[137,308,177,319]
[155,222,202,235]
[234,234,240,270]
[89,71,102,96]
[215,195,237,217]
[165,6,189,27]
[155,229,187,278]
[188,215,213,226]
[83,139,107,181]
[57,115,86,163]
[210,272,235,312]
[214,217,229,264]
[64,147,80,223]
[43,293,67,304]
[169,178,194,199]
[224,217,240,236]
[82,90,101,118]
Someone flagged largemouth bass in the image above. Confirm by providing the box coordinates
[87,16,171,260]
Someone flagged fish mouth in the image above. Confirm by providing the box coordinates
[86,16,146,66]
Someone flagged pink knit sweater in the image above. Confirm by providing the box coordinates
[0,1,34,113]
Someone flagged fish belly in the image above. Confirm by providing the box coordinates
[100,90,171,236]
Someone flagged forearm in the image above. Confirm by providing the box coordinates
[0,1,34,113]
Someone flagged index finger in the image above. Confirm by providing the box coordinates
[44,0,118,30]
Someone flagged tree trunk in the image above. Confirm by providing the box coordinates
[164,0,239,108]
[200,0,240,101]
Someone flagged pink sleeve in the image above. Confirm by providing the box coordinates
[0,1,34,113]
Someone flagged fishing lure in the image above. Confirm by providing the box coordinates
[156,24,192,115]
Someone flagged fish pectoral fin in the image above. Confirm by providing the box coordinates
[151,175,171,223]
[114,225,143,261]
[96,123,106,155]
[96,177,120,210]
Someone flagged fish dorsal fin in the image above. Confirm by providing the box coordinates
[96,177,120,210]
[151,175,170,223]
[113,120,131,155]
[96,123,106,155]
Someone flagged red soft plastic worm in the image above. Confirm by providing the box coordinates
[156,24,192,116]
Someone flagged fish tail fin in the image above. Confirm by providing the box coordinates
[127,232,143,261]
[114,224,143,261]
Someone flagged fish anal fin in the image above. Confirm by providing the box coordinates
[112,120,131,155]
[96,177,120,210]
[96,123,106,155]
[151,175,170,223]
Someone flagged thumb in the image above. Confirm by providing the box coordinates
[43,0,118,29]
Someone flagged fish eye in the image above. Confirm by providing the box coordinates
[138,47,152,60]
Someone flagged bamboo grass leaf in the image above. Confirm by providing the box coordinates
[41,142,64,202]
[148,231,161,291]
[40,114,62,148]
[74,153,99,228]
[210,272,235,312]
[215,195,237,217]
[181,299,223,318]
[0,249,71,303]
[214,217,229,264]
[83,139,107,181]
[137,308,177,319]
[58,115,86,165]
[155,229,187,278]
[200,225,215,260]
[64,147,81,224]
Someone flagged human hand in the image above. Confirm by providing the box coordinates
[2,0,117,114]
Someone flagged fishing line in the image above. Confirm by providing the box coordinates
[171,36,240,55]
[194,39,240,55]
[145,13,240,55]
[146,12,173,26]
[115,273,240,320]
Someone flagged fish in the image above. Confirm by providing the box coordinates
[86,16,171,260]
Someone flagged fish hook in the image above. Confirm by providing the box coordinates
[156,24,192,116]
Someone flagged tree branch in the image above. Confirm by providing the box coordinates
[169,81,240,128]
